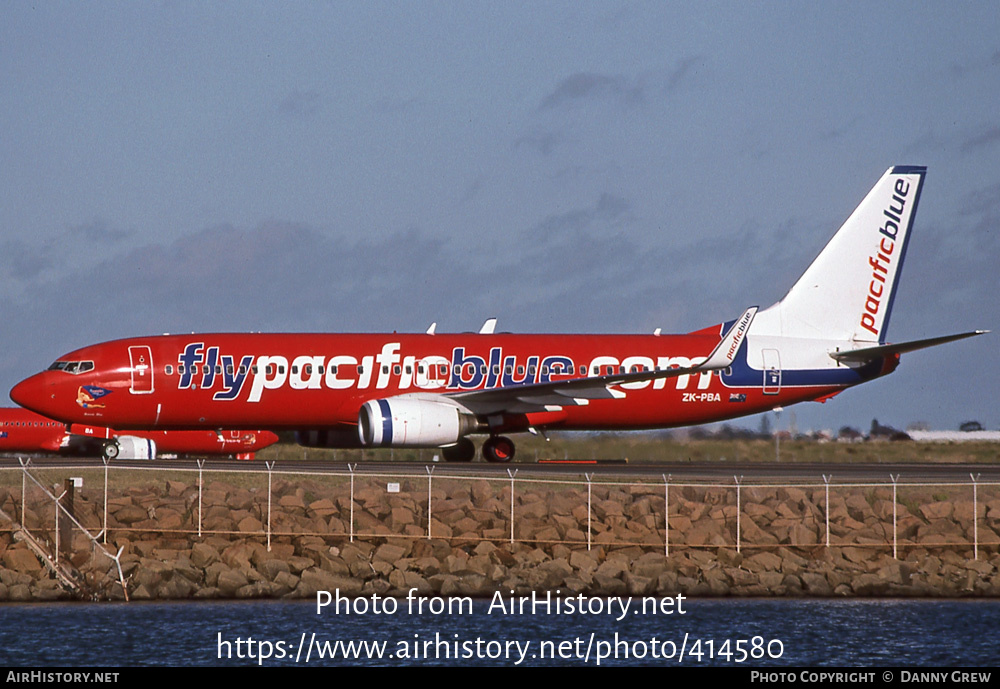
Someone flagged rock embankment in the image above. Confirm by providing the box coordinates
[0,475,997,601]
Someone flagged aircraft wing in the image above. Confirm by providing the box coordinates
[448,307,757,416]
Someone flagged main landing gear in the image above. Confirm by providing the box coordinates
[442,437,476,462]
[440,436,516,463]
[482,435,515,463]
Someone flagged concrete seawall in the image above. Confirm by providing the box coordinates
[1,472,998,601]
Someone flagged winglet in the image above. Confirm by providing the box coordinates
[426,322,437,335]
[479,318,497,334]
[698,306,758,370]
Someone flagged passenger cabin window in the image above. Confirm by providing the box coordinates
[165,365,173,375]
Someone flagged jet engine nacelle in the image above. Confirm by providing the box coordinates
[359,397,476,447]
[105,436,156,460]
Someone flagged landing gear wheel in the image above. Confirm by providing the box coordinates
[442,437,475,462]
[482,436,515,463]
[103,441,120,460]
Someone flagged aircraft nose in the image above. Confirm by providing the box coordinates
[10,374,54,415]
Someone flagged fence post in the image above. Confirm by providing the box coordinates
[823,474,831,548]
[103,457,110,544]
[197,459,205,538]
[585,473,594,552]
[60,478,76,561]
[508,468,518,545]
[663,473,671,557]
[348,463,357,543]
[54,488,67,564]
[266,461,275,552]
[734,475,742,554]
[18,458,29,530]
[890,474,899,559]
[971,473,981,560]
[426,466,435,540]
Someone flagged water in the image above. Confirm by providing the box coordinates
[0,598,997,667]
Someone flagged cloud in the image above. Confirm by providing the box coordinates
[537,73,644,111]
[277,90,321,118]
[664,55,705,93]
[0,239,53,281]
[960,126,1000,154]
[68,218,133,243]
[512,130,563,156]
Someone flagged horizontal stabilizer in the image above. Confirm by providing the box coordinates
[830,330,987,362]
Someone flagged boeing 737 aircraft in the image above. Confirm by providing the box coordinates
[0,407,278,459]
[10,167,983,462]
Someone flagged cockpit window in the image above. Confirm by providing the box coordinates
[47,360,94,375]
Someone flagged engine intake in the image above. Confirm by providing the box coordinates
[359,397,476,447]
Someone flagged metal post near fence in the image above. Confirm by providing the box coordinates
[971,473,981,560]
[103,457,110,544]
[507,468,518,545]
[197,459,205,538]
[734,475,742,554]
[663,474,671,557]
[19,458,29,530]
[822,474,831,548]
[585,473,594,552]
[348,463,357,543]
[426,466,435,540]
[890,474,899,560]
[266,461,275,552]
[54,489,67,564]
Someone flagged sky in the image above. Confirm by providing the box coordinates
[1,2,998,435]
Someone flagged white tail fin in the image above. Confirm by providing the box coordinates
[753,166,926,344]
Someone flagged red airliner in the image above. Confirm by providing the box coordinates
[10,167,983,462]
[0,407,278,460]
